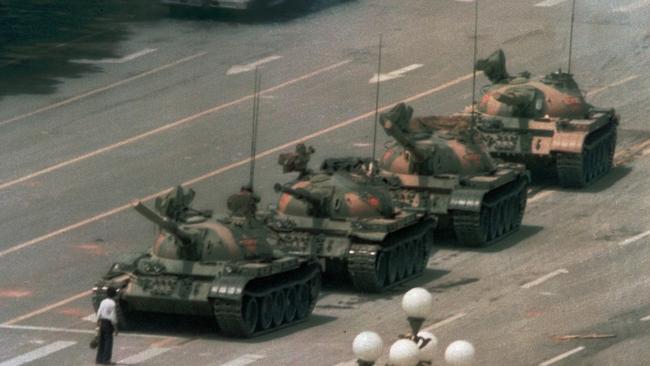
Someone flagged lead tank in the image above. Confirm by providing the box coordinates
[92,186,320,338]
[474,49,619,187]
[378,103,530,247]
[268,144,436,293]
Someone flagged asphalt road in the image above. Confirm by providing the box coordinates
[0,0,649,365]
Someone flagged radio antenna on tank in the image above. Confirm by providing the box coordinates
[371,33,383,163]
[567,0,576,74]
[249,68,261,191]
[471,0,479,121]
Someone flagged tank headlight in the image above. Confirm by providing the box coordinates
[224,265,233,274]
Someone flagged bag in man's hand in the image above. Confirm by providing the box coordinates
[89,327,99,349]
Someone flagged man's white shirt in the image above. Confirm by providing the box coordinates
[97,298,117,326]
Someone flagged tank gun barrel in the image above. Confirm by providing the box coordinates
[131,200,195,244]
[273,183,323,208]
[379,118,427,162]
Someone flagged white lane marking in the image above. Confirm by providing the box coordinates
[353,142,371,147]
[0,324,177,339]
[0,71,473,261]
[72,48,157,64]
[0,51,207,128]
[0,59,351,194]
[369,64,423,83]
[219,354,265,366]
[527,190,555,204]
[227,55,283,75]
[539,346,585,366]
[586,75,639,98]
[0,341,76,366]
[455,0,475,2]
[1,290,91,325]
[618,230,650,246]
[83,313,97,322]
[640,315,650,321]
[119,347,171,364]
[422,313,467,332]
[521,269,568,289]
[534,0,568,7]
[614,0,650,12]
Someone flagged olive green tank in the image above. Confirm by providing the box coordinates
[474,49,619,187]
[268,144,437,293]
[378,103,530,247]
[92,186,321,338]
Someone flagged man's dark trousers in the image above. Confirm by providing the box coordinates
[96,319,114,364]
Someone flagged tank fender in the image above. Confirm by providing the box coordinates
[208,275,251,301]
[550,131,587,154]
[448,188,486,212]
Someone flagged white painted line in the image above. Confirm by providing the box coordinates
[353,142,371,147]
[0,71,473,260]
[370,64,423,83]
[0,51,207,128]
[0,59,351,194]
[455,0,475,2]
[219,354,265,366]
[586,75,639,98]
[0,324,177,339]
[0,341,76,366]
[227,55,283,75]
[618,230,650,246]
[527,190,556,204]
[534,0,568,7]
[640,315,650,322]
[119,347,171,364]
[422,312,467,332]
[521,269,568,289]
[614,0,650,12]
[539,346,585,366]
[2,290,91,325]
[72,48,157,64]
[83,313,97,322]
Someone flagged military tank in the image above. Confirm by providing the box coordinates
[268,144,437,293]
[474,49,619,187]
[92,186,321,338]
[377,103,530,247]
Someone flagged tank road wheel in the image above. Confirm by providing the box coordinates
[271,291,286,327]
[413,240,427,274]
[309,275,321,303]
[375,251,389,289]
[284,287,298,323]
[395,246,407,281]
[495,202,505,238]
[405,241,417,276]
[387,250,399,284]
[259,295,273,330]
[241,297,259,335]
[295,284,310,320]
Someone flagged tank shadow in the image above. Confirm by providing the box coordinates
[433,224,544,253]
[119,312,337,342]
[164,0,354,24]
[560,165,633,194]
[0,1,164,99]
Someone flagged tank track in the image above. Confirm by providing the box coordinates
[347,220,434,293]
[211,261,320,338]
[556,124,617,188]
[452,176,528,247]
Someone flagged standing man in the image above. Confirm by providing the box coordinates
[96,287,118,365]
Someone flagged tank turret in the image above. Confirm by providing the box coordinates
[378,103,529,247]
[269,145,436,293]
[474,49,619,187]
[93,186,321,338]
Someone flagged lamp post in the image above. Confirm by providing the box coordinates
[351,288,475,365]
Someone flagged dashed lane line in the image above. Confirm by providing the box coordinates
[0,59,351,193]
[0,341,76,366]
[422,312,467,332]
[119,347,171,365]
[0,324,178,340]
[219,354,266,366]
[72,48,157,64]
[539,346,585,366]
[227,55,283,75]
[0,72,474,261]
[1,290,91,326]
[0,52,207,128]
[521,269,568,289]
[534,0,568,7]
[640,315,650,321]
[618,229,650,247]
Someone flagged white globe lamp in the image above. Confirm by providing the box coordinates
[388,339,419,366]
[353,331,384,365]
[401,288,433,334]
[444,340,475,365]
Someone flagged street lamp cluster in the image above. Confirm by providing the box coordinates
[352,288,475,366]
